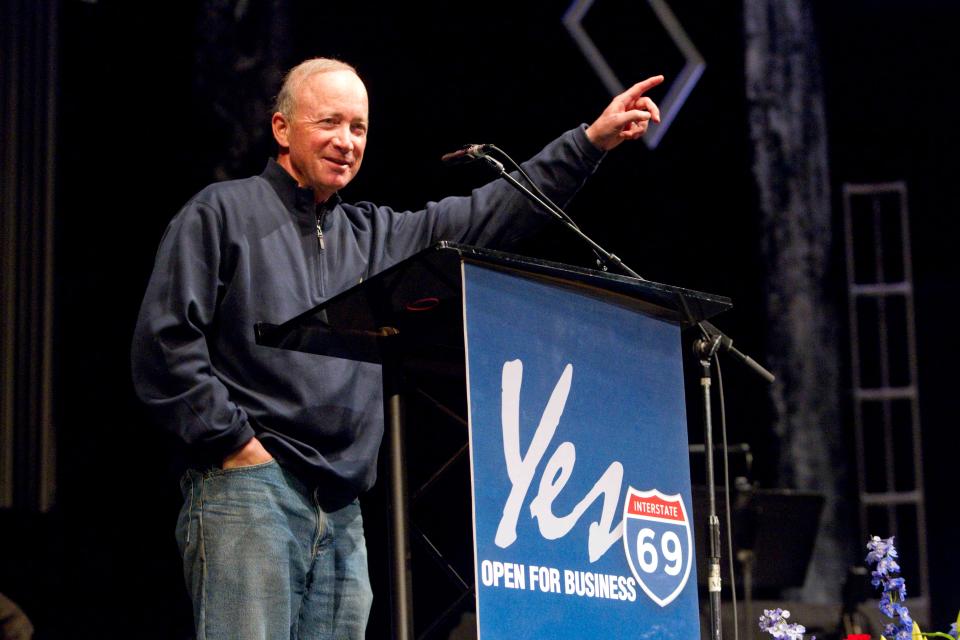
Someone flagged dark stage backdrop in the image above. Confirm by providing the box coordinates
[813,0,960,633]
[26,0,957,637]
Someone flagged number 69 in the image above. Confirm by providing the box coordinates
[635,528,683,576]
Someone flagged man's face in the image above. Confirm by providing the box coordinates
[272,70,369,203]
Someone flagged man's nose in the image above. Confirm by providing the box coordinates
[333,125,354,152]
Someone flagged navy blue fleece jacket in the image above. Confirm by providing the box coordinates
[131,125,604,508]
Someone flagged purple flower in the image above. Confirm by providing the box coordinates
[879,593,895,617]
[949,621,958,639]
[886,577,907,599]
[758,609,813,640]
[894,604,912,628]
[759,609,786,632]
[875,555,901,578]
[866,536,898,564]
[865,535,913,640]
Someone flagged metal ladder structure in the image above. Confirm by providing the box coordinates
[842,181,929,619]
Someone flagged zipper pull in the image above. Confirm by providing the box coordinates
[316,218,325,251]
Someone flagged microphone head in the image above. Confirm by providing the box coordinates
[440,143,491,164]
[465,143,489,156]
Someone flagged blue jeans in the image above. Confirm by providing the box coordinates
[176,460,373,639]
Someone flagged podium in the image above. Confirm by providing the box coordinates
[256,242,731,640]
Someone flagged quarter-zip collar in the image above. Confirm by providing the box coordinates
[261,159,343,232]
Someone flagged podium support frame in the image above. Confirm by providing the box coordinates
[382,331,416,640]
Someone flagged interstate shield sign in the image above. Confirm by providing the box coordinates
[622,487,694,607]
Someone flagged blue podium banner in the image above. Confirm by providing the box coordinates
[462,263,700,639]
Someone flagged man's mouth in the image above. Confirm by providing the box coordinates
[324,157,352,169]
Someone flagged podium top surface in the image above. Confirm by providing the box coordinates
[438,242,731,320]
[255,242,732,362]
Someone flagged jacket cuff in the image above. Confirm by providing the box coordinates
[204,422,257,465]
[573,123,608,166]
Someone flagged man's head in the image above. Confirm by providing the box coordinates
[272,58,369,203]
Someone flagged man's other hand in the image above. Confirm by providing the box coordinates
[222,436,274,469]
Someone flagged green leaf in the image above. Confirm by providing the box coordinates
[914,622,924,640]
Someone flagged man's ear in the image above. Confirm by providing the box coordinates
[272,112,290,148]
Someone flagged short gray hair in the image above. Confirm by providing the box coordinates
[274,57,360,117]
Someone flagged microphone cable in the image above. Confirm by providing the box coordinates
[482,144,614,272]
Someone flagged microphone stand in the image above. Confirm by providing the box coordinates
[693,333,725,640]
[689,324,773,640]
[477,155,644,279]
[474,151,775,640]
[689,321,773,640]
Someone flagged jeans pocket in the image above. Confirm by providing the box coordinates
[206,457,279,478]
[175,469,200,552]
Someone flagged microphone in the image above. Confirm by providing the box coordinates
[696,321,775,383]
[440,144,492,164]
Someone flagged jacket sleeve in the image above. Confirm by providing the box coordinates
[369,125,606,266]
[130,199,255,462]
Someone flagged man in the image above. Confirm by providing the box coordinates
[131,57,662,639]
